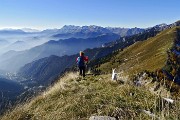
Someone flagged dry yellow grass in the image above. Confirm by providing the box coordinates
[1,72,180,120]
[100,27,179,76]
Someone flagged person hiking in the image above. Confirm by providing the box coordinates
[76,51,88,77]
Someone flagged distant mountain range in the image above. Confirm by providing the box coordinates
[0,25,145,54]
[0,29,26,35]
[0,21,180,79]
[0,33,119,72]
[1,21,179,38]
[17,20,180,86]
[0,25,145,40]
[1,24,166,72]
[51,25,145,39]
[5,41,30,51]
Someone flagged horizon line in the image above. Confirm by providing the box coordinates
[0,21,175,31]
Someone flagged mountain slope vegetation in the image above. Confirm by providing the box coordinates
[92,27,179,76]
[1,72,180,120]
[0,78,24,114]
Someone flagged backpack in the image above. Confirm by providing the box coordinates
[77,56,85,67]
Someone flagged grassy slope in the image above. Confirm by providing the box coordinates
[100,27,179,76]
[2,73,180,120]
[0,73,169,120]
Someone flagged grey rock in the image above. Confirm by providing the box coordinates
[89,116,116,120]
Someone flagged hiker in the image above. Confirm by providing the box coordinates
[76,51,88,77]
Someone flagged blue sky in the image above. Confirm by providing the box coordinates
[0,0,179,29]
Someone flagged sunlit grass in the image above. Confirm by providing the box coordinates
[1,72,180,120]
[99,27,178,76]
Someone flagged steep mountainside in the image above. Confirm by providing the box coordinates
[0,78,23,96]
[95,27,179,75]
[19,55,77,85]
[89,27,180,88]
[0,78,24,114]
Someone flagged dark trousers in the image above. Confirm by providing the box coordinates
[79,66,85,77]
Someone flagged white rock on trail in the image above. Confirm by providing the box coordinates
[89,116,116,120]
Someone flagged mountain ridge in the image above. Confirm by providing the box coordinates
[4,21,174,72]
[52,25,145,39]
